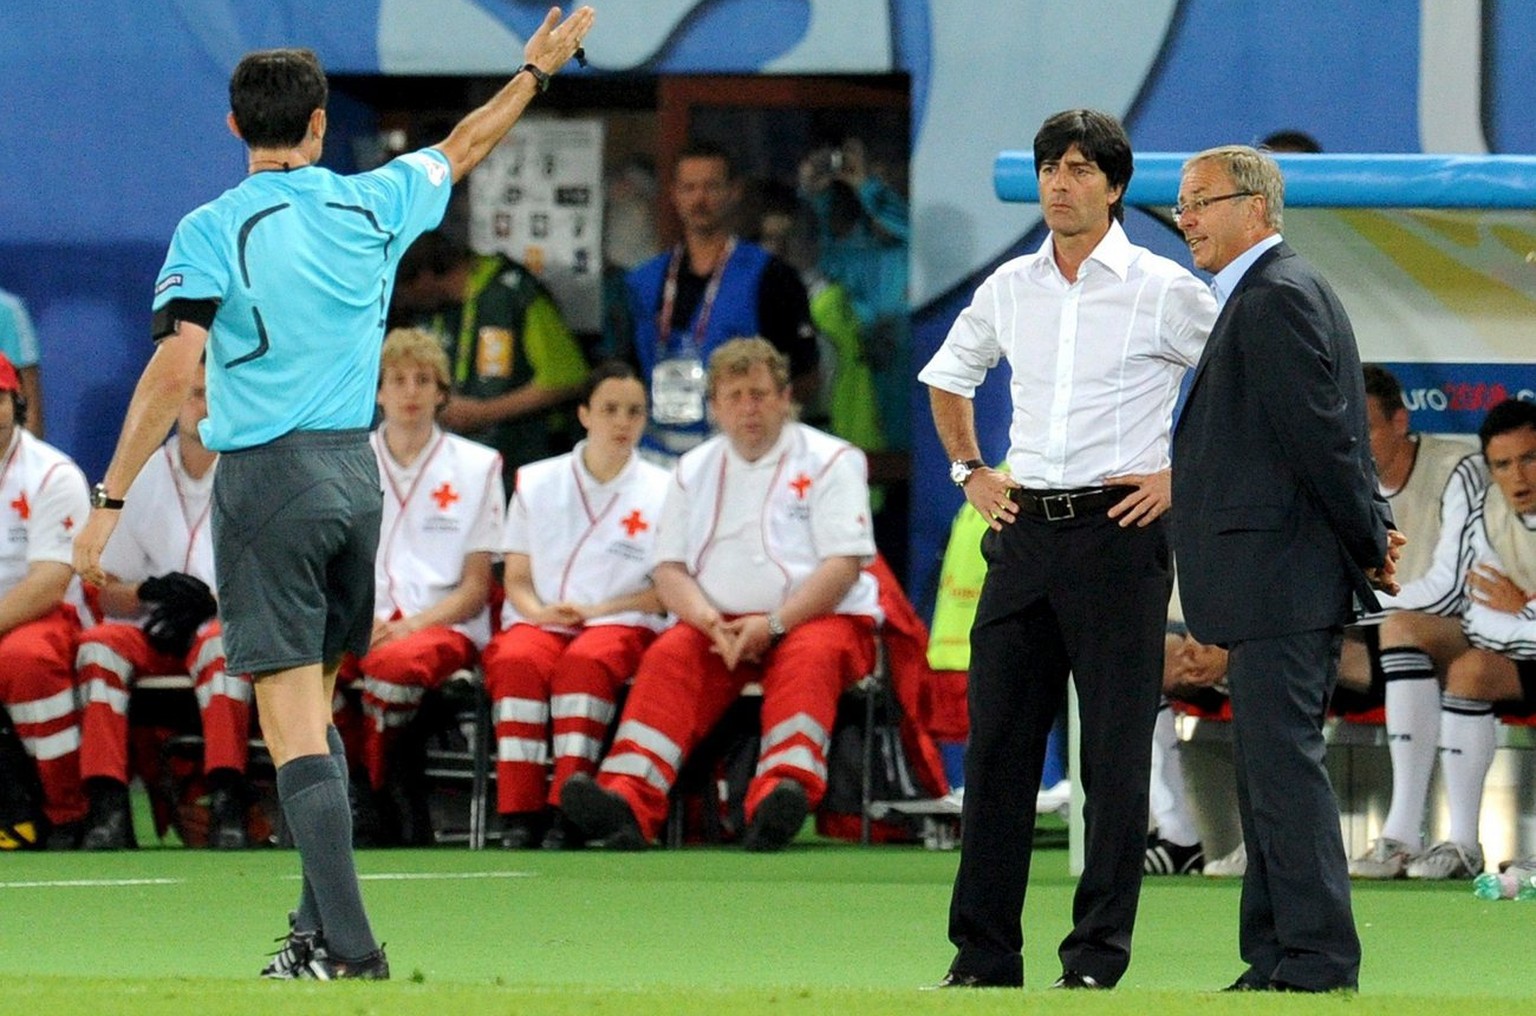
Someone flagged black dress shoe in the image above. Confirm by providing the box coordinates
[927,971,1021,989]
[1221,976,1271,992]
[1051,970,1108,989]
[1270,979,1354,993]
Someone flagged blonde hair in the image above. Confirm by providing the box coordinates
[706,336,790,397]
[380,327,452,396]
[1184,144,1285,231]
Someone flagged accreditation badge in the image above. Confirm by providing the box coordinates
[476,326,515,378]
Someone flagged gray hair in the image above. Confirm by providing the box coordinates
[1185,144,1285,231]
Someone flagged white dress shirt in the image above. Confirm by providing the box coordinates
[920,220,1217,489]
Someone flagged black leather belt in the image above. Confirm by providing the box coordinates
[1009,485,1134,522]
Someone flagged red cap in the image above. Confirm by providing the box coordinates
[0,354,20,395]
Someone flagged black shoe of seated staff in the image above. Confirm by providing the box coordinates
[559,774,647,850]
[499,811,546,850]
[742,780,808,853]
[540,810,586,851]
[207,780,250,850]
[80,779,135,851]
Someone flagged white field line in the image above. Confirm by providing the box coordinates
[0,878,181,889]
[1,871,536,890]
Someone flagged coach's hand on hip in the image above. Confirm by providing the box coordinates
[1104,468,1171,527]
[964,467,1019,531]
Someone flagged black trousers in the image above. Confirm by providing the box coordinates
[947,511,1170,987]
[1227,628,1360,991]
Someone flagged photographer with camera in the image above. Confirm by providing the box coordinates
[797,136,911,448]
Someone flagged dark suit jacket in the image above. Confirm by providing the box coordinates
[1172,241,1391,646]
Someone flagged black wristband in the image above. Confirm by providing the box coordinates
[521,63,551,93]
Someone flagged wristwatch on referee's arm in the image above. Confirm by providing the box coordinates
[949,458,985,488]
[90,483,125,510]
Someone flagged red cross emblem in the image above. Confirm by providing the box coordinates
[62,516,74,532]
[620,509,649,537]
[430,482,459,511]
[789,473,812,500]
[10,492,28,520]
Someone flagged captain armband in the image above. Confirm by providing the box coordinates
[151,298,219,341]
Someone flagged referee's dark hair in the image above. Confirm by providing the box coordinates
[229,48,328,150]
[1362,363,1407,417]
[1478,398,1536,455]
[1034,109,1133,222]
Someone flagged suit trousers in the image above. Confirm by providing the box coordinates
[947,510,1170,987]
[1227,628,1360,991]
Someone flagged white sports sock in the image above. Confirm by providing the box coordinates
[1438,698,1496,848]
[1378,651,1439,849]
[1149,704,1199,847]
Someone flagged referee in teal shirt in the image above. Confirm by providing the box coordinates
[75,5,594,982]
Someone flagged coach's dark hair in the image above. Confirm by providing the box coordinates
[1033,109,1134,222]
[229,48,328,150]
[580,360,644,408]
[675,139,738,180]
[1362,364,1406,417]
[395,231,467,288]
[1478,398,1536,455]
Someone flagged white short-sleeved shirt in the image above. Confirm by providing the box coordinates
[373,426,505,647]
[919,220,1216,489]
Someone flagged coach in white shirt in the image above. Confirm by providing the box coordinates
[918,110,1216,990]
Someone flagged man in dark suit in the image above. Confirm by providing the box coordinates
[1169,145,1402,993]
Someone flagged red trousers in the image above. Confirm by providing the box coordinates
[351,626,476,790]
[482,623,654,815]
[596,613,876,841]
[1,606,86,825]
[78,619,250,785]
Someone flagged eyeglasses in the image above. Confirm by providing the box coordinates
[1171,191,1256,221]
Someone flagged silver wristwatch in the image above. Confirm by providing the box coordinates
[949,458,985,487]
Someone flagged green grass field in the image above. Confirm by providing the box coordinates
[3,822,1534,1015]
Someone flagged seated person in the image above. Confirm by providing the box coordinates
[77,364,248,849]
[343,328,504,842]
[561,338,880,850]
[1401,399,1536,880]
[481,361,670,849]
[1350,364,1488,878]
[0,352,91,846]
[1144,583,1210,876]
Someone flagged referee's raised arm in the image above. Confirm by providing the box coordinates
[435,5,595,183]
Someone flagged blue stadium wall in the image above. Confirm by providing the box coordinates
[2,0,1533,614]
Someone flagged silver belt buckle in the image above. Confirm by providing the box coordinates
[1043,493,1076,521]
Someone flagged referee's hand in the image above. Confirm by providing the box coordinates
[963,468,1018,532]
[73,508,120,587]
